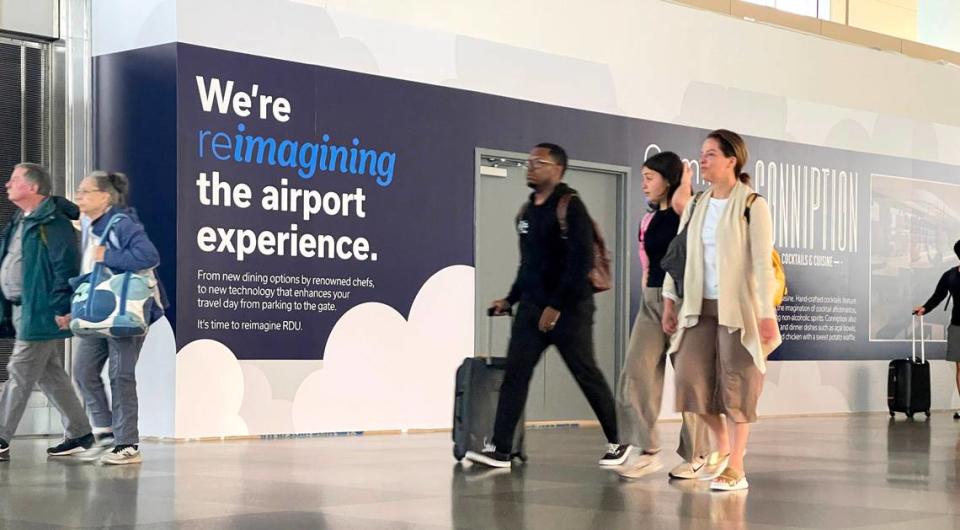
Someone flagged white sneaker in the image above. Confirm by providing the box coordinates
[669,455,707,480]
[618,452,662,479]
[697,452,730,481]
[100,445,142,465]
[464,442,512,469]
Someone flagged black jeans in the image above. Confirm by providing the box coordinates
[492,299,619,453]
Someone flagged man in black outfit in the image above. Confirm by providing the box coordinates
[914,239,960,420]
[466,143,630,468]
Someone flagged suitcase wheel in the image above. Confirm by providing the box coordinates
[889,411,895,418]
[906,412,914,419]
[453,447,466,461]
[924,411,931,418]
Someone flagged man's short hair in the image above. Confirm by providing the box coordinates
[535,142,568,176]
[14,163,52,196]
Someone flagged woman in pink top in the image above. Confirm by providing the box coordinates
[618,152,710,480]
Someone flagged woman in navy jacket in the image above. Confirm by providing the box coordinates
[72,172,162,465]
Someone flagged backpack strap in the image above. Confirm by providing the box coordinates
[691,191,704,210]
[100,213,130,247]
[745,193,760,223]
[679,191,704,231]
[557,193,575,239]
[638,211,655,242]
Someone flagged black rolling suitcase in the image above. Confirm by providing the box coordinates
[888,314,931,419]
[452,308,525,462]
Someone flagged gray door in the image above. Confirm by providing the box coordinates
[475,149,628,423]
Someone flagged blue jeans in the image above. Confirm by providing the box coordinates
[72,335,145,445]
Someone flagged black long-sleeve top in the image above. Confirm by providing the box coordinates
[922,268,960,326]
[641,208,680,288]
[506,183,594,311]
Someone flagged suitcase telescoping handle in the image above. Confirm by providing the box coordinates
[911,313,926,364]
[485,306,513,366]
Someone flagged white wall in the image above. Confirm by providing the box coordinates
[92,0,175,57]
[173,0,960,165]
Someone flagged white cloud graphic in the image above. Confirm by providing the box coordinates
[758,361,853,415]
[137,316,177,438]
[239,364,294,435]
[175,339,248,438]
[292,265,474,433]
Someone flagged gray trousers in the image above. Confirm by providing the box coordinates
[618,288,709,462]
[0,306,91,442]
[72,335,144,445]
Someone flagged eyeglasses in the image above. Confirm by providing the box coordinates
[525,158,558,169]
[75,188,105,196]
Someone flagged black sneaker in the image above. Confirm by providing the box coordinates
[0,438,8,462]
[465,442,512,469]
[954,411,959,420]
[599,443,632,466]
[47,433,95,456]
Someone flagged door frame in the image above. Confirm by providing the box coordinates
[473,147,632,388]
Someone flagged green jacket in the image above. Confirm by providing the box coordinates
[0,197,81,341]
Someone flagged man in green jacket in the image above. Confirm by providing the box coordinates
[0,163,93,461]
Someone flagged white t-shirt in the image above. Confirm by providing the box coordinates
[702,198,729,300]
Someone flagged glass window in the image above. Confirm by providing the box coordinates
[915,0,960,52]
[743,0,831,19]
[742,0,959,52]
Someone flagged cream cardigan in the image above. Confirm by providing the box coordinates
[663,181,782,373]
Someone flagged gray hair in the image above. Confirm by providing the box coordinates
[14,163,52,196]
[86,171,130,207]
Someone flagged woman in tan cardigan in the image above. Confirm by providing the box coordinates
[662,129,781,491]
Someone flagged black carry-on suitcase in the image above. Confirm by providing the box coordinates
[452,308,526,462]
[888,314,931,419]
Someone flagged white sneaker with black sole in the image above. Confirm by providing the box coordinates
[465,443,512,469]
[599,444,631,466]
[0,438,9,462]
[100,445,142,465]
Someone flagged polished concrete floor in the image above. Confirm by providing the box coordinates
[0,413,958,529]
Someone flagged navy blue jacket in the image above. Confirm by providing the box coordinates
[85,207,166,324]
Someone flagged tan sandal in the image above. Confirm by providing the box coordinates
[710,467,749,491]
